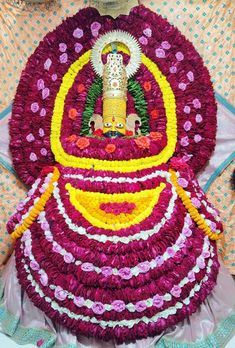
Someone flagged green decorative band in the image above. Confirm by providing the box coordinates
[80,78,150,135]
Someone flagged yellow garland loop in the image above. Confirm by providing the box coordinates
[11,167,60,241]
[50,46,177,172]
[66,182,166,230]
[169,169,222,241]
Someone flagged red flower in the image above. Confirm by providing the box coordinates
[68,108,77,120]
[150,109,159,119]
[77,84,85,93]
[105,144,116,153]
[150,132,162,141]
[93,128,103,137]
[76,137,90,150]
[125,130,134,136]
[143,81,152,92]
[134,136,150,149]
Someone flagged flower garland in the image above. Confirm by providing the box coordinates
[10,167,60,240]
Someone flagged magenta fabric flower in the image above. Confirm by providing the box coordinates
[29,153,37,162]
[74,43,83,54]
[59,43,67,52]
[51,74,57,82]
[179,83,187,91]
[194,134,202,143]
[74,296,85,307]
[143,27,152,37]
[59,53,68,64]
[40,108,46,117]
[118,267,132,280]
[101,266,113,277]
[180,136,189,147]
[153,294,164,308]
[170,285,182,298]
[81,262,94,272]
[40,148,47,156]
[44,58,52,70]
[193,98,201,109]
[196,114,203,123]
[26,133,35,142]
[91,21,101,31]
[170,66,177,73]
[73,28,83,39]
[187,71,194,81]
[183,121,192,131]
[92,302,105,315]
[183,106,191,114]
[135,301,147,312]
[155,48,165,58]
[112,300,125,312]
[42,88,50,100]
[55,286,68,301]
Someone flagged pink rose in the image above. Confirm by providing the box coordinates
[73,28,83,38]
[31,102,39,113]
[40,108,46,117]
[176,51,184,61]
[187,71,194,82]
[196,114,203,123]
[112,300,125,312]
[91,21,101,31]
[30,260,40,271]
[74,296,85,307]
[40,272,48,286]
[64,252,75,264]
[52,244,62,253]
[59,53,68,64]
[155,255,164,266]
[118,267,132,280]
[135,301,147,312]
[101,266,113,277]
[155,48,165,58]
[161,41,171,49]
[92,302,105,315]
[184,105,191,114]
[170,285,182,298]
[197,256,205,269]
[138,261,150,273]
[180,136,189,147]
[170,66,177,73]
[139,36,148,45]
[44,58,52,70]
[179,83,187,91]
[178,177,188,188]
[54,286,68,301]
[166,247,175,258]
[74,43,83,54]
[42,88,50,100]
[153,294,164,308]
[183,121,192,131]
[59,43,67,52]
[81,262,94,272]
[188,270,195,282]
[143,27,152,37]
[193,98,201,109]
[37,79,44,91]
[41,221,50,231]
[182,227,192,237]
[194,134,202,143]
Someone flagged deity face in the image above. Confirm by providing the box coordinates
[103,116,126,138]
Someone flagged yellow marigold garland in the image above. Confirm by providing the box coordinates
[169,169,222,241]
[11,167,60,240]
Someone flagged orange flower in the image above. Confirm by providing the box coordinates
[105,144,116,153]
[150,109,159,119]
[134,136,150,149]
[68,108,77,120]
[66,134,78,143]
[77,84,85,93]
[150,132,163,141]
[143,81,152,92]
[76,137,90,150]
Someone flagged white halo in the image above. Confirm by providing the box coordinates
[91,30,142,78]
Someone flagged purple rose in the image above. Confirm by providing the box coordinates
[92,302,105,315]
[170,285,182,298]
[155,48,165,58]
[26,133,35,142]
[183,121,192,131]
[187,71,194,82]
[135,301,147,312]
[73,28,83,39]
[29,152,37,162]
[42,88,50,100]
[176,51,184,61]
[179,83,187,91]
[74,43,83,54]
[180,136,189,147]
[59,43,67,52]
[55,286,68,301]
[30,260,40,271]
[143,27,152,37]
[59,53,68,64]
[37,79,45,91]
[31,102,39,113]
[101,266,113,277]
[40,148,47,156]
[118,267,132,280]
[74,296,84,307]
[188,270,195,282]
[161,41,171,49]
[81,262,94,272]
[153,294,164,308]
[193,98,201,109]
[138,261,150,273]
[195,114,202,123]
[44,58,52,71]
[170,66,177,73]
[91,21,101,31]
[178,177,188,188]
[64,252,75,264]
[194,134,202,143]
[183,105,191,114]
[139,36,148,45]
[112,300,125,312]
[40,108,46,117]
[40,272,48,286]
[155,255,164,266]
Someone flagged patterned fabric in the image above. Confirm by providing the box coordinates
[207,157,235,275]
[0,164,26,265]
